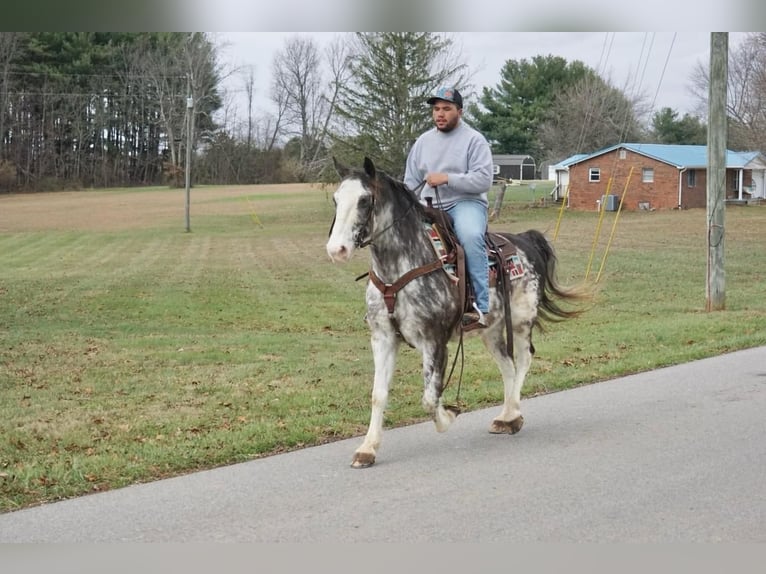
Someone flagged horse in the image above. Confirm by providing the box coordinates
[326,157,584,468]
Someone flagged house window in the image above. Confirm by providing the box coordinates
[589,168,600,182]
[642,168,654,183]
[619,149,626,159]
[687,169,696,187]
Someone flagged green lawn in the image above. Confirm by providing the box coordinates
[1,184,764,511]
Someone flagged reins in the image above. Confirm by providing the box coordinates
[357,179,427,248]
[429,184,467,407]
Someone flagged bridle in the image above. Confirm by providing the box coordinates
[328,176,426,249]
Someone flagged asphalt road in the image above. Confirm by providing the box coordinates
[1,346,764,542]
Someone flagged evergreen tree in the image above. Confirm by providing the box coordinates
[468,55,592,158]
[651,107,707,145]
[331,32,468,177]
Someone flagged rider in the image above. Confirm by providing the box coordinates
[404,86,494,329]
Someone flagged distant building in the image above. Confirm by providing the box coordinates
[553,143,766,211]
[492,154,536,182]
[549,154,588,202]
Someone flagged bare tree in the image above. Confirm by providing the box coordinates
[309,35,352,175]
[0,33,24,162]
[271,35,325,180]
[266,77,289,153]
[136,33,222,184]
[183,33,224,147]
[689,33,766,151]
[539,73,646,163]
[138,34,186,179]
[242,67,256,149]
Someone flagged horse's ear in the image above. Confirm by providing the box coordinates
[333,156,349,179]
[363,156,376,179]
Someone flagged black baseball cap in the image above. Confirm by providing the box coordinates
[426,86,463,109]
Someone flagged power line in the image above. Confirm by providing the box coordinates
[5,69,189,81]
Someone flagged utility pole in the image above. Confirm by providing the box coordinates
[706,32,727,311]
[184,94,194,233]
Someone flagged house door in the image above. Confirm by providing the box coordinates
[757,170,766,199]
[556,171,570,202]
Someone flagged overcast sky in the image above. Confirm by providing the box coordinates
[214,32,747,124]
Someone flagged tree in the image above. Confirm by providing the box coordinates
[468,55,593,158]
[332,32,469,177]
[136,33,222,186]
[0,33,222,191]
[538,73,647,162]
[650,107,707,144]
[689,33,766,152]
[271,36,323,181]
[0,33,24,158]
[268,35,351,182]
[0,32,25,190]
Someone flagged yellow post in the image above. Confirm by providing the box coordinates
[585,177,613,281]
[248,198,264,227]
[596,167,634,283]
[552,183,569,242]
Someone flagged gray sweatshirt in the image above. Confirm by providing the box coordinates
[404,119,494,210]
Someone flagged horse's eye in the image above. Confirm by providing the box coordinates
[358,196,372,210]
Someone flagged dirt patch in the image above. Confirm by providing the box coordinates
[0,184,321,232]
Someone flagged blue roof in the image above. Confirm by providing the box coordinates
[570,143,763,168]
[552,153,588,168]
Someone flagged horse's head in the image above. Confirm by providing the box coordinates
[326,157,378,263]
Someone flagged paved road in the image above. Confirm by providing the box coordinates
[1,346,764,542]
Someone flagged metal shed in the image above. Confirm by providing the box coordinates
[492,154,536,181]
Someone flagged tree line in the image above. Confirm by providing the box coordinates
[1,32,764,192]
[0,32,223,192]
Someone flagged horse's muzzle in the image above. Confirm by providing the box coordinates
[326,241,353,263]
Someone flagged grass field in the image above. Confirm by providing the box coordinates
[1,181,765,512]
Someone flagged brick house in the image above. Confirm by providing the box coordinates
[559,143,766,211]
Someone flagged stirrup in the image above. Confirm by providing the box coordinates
[461,304,487,331]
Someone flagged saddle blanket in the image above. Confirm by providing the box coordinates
[425,223,526,282]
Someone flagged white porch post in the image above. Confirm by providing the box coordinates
[738,169,744,200]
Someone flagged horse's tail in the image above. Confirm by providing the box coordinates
[508,229,591,330]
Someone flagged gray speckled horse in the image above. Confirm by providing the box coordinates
[326,157,583,468]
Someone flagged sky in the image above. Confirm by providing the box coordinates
[213,32,749,125]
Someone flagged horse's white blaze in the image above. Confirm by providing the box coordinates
[326,178,368,263]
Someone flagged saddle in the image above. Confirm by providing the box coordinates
[424,205,523,352]
[365,204,524,353]
[423,206,523,310]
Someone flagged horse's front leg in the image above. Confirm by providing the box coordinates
[352,327,400,468]
[421,343,457,432]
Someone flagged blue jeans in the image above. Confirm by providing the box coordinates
[446,200,489,314]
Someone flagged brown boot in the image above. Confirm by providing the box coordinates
[461,311,487,331]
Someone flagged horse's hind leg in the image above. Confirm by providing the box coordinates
[352,329,399,468]
[482,320,533,434]
[421,343,457,432]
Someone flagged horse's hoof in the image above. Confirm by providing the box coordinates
[444,404,462,416]
[489,415,524,434]
[434,405,458,432]
[351,452,376,468]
